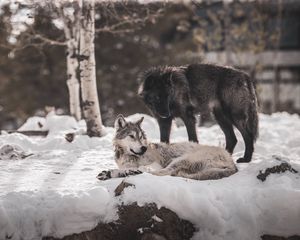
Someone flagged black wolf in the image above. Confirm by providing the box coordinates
[138,63,259,163]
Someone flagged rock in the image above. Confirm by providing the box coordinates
[65,133,75,143]
[114,180,135,196]
[0,144,32,160]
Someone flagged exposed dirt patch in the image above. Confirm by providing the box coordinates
[257,162,298,182]
[43,202,195,240]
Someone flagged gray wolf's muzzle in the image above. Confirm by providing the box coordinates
[130,146,147,155]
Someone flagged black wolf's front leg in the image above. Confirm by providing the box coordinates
[182,107,198,142]
[97,169,143,181]
[157,117,172,143]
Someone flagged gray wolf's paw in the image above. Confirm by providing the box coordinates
[117,169,143,178]
[127,169,143,175]
[97,170,112,181]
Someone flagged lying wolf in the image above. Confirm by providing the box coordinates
[97,115,237,181]
[138,63,259,163]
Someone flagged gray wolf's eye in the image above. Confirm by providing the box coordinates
[129,135,135,139]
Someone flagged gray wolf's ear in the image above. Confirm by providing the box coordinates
[115,114,127,130]
[135,116,144,126]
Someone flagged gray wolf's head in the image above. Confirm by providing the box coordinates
[137,66,176,119]
[114,115,148,156]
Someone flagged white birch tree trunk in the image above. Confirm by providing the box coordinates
[60,2,82,121]
[66,39,81,121]
[79,0,103,137]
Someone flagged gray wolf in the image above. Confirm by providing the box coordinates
[97,115,237,181]
[137,63,259,163]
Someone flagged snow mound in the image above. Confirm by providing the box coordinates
[118,160,300,240]
[0,112,300,240]
[18,111,86,136]
[0,187,115,239]
[18,116,47,131]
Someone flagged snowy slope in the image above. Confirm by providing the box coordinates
[0,112,300,240]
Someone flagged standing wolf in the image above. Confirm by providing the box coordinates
[97,115,237,181]
[138,63,259,163]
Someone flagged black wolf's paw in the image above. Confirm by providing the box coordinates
[97,170,112,181]
[236,157,251,163]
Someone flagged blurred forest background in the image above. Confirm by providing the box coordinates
[0,0,300,129]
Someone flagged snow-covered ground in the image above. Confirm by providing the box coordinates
[0,112,300,240]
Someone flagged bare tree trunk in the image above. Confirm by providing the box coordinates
[79,0,103,137]
[59,2,82,121]
[66,39,81,121]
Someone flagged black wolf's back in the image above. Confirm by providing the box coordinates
[184,63,259,141]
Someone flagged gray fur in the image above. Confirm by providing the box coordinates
[138,63,259,163]
[97,116,237,181]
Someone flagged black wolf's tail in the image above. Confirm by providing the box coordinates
[246,74,259,141]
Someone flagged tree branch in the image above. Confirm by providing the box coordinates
[95,4,164,35]
[0,44,13,50]
[33,33,67,46]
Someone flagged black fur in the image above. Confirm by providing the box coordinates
[138,63,259,163]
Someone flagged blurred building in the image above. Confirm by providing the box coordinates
[196,0,300,114]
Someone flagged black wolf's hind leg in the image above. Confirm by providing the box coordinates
[157,117,173,143]
[182,107,198,142]
[213,108,237,154]
[233,117,254,163]
[237,130,253,163]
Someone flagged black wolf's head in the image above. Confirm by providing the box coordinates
[138,67,175,119]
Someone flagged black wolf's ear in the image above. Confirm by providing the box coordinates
[135,116,144,126]
[115,114,127,130]
[137,84,144,97]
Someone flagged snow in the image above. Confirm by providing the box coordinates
[18,111,87,136]
[0,112,300,240]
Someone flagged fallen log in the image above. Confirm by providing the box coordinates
[5,130,49,136]
[262,235,300,240]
